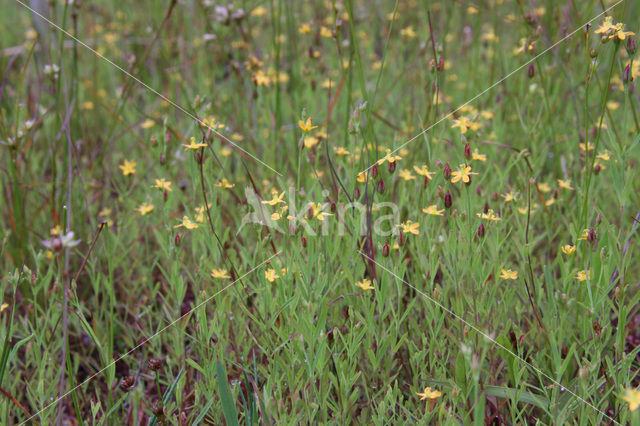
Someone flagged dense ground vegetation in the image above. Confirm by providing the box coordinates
[1,0,640,424]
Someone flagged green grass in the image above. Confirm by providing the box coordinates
[1,0,640,424]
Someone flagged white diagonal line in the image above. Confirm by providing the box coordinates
[20,252,279,425]
[359,0,624,174]
[359,251,620,425]
[14,0,282,176]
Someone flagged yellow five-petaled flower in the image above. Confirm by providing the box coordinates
[298,118,318,133]
[174,216,199,230]
[152,178,172,192]
[416,387,442,400]
[265,268,280,282]
[451,164,478,184]
[135,202,154,216]
[621,388,640,412]
[423,205,444,216]
[398,220,420,235]
[499,269,518,280]
[210,268,231,279]
[561,244,576,255]
[355,278,375,291]
[119,159,137,176]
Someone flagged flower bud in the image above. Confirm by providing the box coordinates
[371,164,378,178]
[353,186,361,200]
[587,228,596,244]
[382,242,390,257]
[444,191,452,209]
[464,142,472,160]
[148,359,163,371]
[477,223,485,238]
[594,163,601,175]
[119,376,136,392]
[159,153,166,165]
[174,233,181,246]
[388,160,396,173]
[484,202,489,214]
[528,63,535,78]
[437,56,445,71]
[397,232,404,247]
[163,190,168,202]
[437,185,445,199]
[443,162,452,180]
[623,64,631,84]
[377,178,385,194]
[301,236,307,248]
[628,37,637,55]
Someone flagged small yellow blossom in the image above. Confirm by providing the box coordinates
[333,146,350,156]
[377,149,402,165]
[298,23,311,34]
[575,270,591,281]
[557,179,574,191]
[477,209,501,221]
[452,116,480,134]
[413,165,435,179]
[210,268,231,279]
[356,172,368,183]
[320,26,333,38]
[215,178,235,189]
[265,268,280,282]
[299,118,318,133]
[397,220,420,235]
[50,225,62,236]
[596,150,611,161]
[304,136,320,149]
[400,26,417,38]
[152,178,172,192]
[140,118,155,129]
[308,202,333,221]
[262,191,285,206]
[537,182,552,192]
[499,269,518,280]
[355,278,375,291]
[594,16,635,42]
[417,387,442,400]
[135,202,154,216]
[119,159,137,176]
[621,388,640,411]
[183,137,207,150]
[398,169,415,181]
[174,216,199,230]
[561,244,576,255]
[472,148,487,162]
[501,191,518,202]
[250,6,268,17]
[451,164,478,184]
[423,205,444,216]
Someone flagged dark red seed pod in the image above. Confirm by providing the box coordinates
[371,164,378,178]
[388,160,396,173]
[354,186,361,200]
[119,376,136,392]
[437,56,445,71]
[477,223,485,238]
[382,242,390,257]
[377,178,385,194]
[423,176,429,188]
[397,232,404,247]
[444,191,452,209]
[301,236,307,248]
[594,163,601,175]
[174,233,181,246]
[159,153,166,165]
[528,63,535,78]
[623,64,631,84]
[484,202,489,214]
[587,228,596,244]
[148,359,163,371]
[443,162,452,180]
[163,190,168,202]
[464,142,472,160]
[476,186,483,196]
[628,37,637,55]
[330,201,336,212]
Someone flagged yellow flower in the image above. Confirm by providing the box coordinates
[413,165,435,179]
[250,6,268,17]
[537,182,552,192]
[182,137,207,150]
[356,172,368,183]
[195,206,206,223]
[472,148,487,162]
[477,209,501,221]
[119,159,137,176]
[152,178,172,192]
[596,150,611,161]
[400,26,417,38]
[271,212,282,220]
[377,148,402,165]
[355,278,374,291]
[423,205,444,216]
[298,23,311,34]
[501,191,517,202]
[557,179,574,191]
[333,146,350,156]
[214,178,235,189]
[513,38,536,55]
[416,387,442,400]
[265,268,280,282]
[174,216,199,229]
[50,225,62,236]
[304,136,320,149]
[499,269,518,280]
[451,164,478,184]
[308,202,333,221]
[140,118,155,129]
[575,270,591,281]
[299,118,318,133]
[594,16,635,42]
[254,70,270,86]
[397,220,420,235]
[621,388,640,411]
[135,202,154,216]
[561,244,576,255]
[210,268,231,279]
[319,26,333,38]
[451,116,480,134]
[262,191,285,206]
[398,169,415,181]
